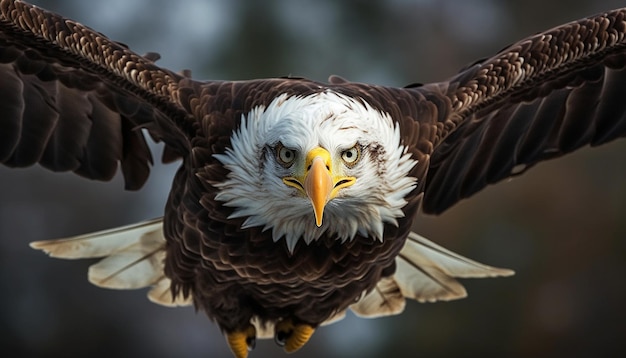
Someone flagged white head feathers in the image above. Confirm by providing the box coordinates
[213,90,417,253]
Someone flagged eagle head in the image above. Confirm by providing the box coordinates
[213,90,417,252]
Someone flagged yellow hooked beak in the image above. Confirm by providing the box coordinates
[283,147,356,227]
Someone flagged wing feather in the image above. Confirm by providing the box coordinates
[30,218,192,307]
[0,63,24,161]
[350,233,513,317]
[411,9,626,213]
[0,0,198,189]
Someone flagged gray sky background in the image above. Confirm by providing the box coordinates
[1,1,625,357]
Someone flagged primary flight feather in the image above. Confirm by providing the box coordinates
[2,1,626,357]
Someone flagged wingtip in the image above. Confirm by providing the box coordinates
[469,265,515,278]
[29,240,45,250]
[29,240,59,256]
[496,268,516,277]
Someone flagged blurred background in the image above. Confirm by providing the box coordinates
[1,0,626,357]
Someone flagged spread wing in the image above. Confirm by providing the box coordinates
[414,8,626,214]
[0,0,197,189]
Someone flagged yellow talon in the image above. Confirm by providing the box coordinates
[274,319,316,353]
[226,325,256,358]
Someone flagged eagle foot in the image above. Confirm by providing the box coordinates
[226,325,256,358]
[274,319,315,353]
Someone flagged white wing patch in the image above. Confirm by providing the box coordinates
[30,218,191,307]
[30,221,514,334]
[350,232,514,317]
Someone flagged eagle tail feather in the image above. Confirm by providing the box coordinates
[350,232,514,318]
[30,218,191,307]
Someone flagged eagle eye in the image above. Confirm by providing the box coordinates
[340,144,361,167]
[276,143,297,167]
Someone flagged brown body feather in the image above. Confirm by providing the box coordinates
[2,0,626,343]
[163,80,432,329]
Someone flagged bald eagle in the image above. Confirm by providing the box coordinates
[2,1,626,357]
